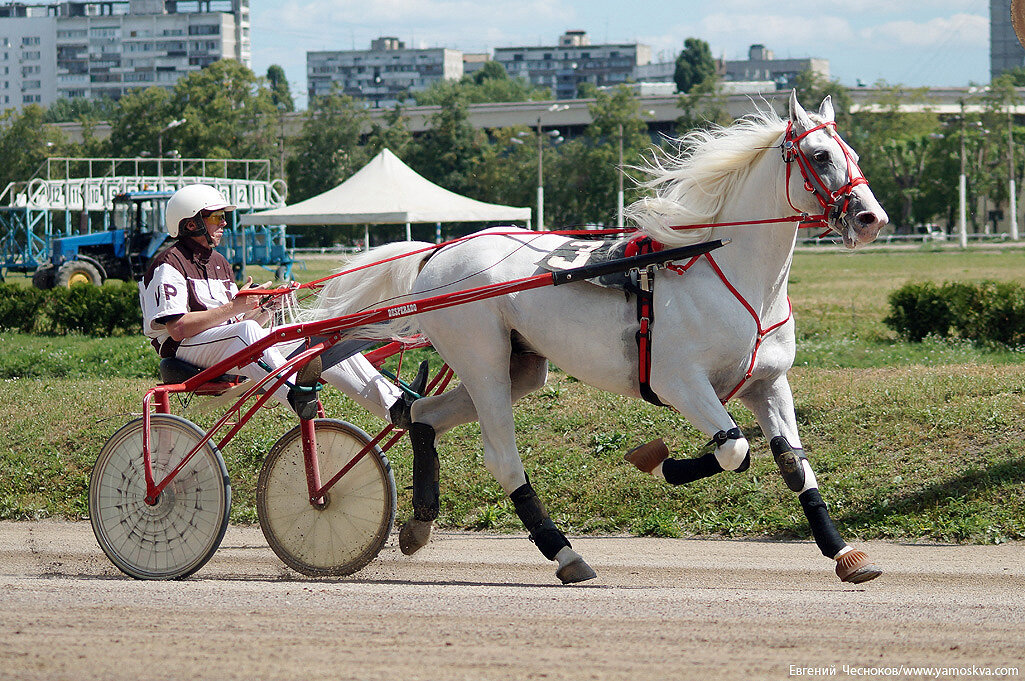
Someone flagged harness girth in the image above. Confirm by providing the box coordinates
[625,237,668,408]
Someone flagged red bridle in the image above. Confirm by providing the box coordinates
[782,120,869,236]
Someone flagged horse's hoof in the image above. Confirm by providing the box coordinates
[624,438,669,474]
[836,549,882,584]
[556,556,597,584]
[398,518,432,556]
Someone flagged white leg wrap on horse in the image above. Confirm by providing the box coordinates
[714,436,750,471]
[796,459,818,494]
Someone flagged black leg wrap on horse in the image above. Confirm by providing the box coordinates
[798,488,846,558]
[409,422,440,522]
[770,435,807,492]
[662,452,723,485]
[510,482,571,560]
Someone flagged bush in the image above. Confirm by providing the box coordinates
[884,280,1025,348]
[0,281,141,336]
[883,281,953,342]
[0,283,45,333]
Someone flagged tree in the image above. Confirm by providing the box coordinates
[407,89,487,199]
[170,59,278,162]
[673,38,716,94]
[44,96,116,123]
[286,91,369,203]
[676,76,731,133]
[848,84,946,232]
[793,70,854,127]
[546,86,653,227]
[413,62,551,105]
[284,91,370,247]
[0,105,67,189]
[996,66,1025,87]
[266,64,294,113]
[105,86,174,157]
[365,104,413,159]
[472,125,539,221]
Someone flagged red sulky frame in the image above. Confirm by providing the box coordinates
[137,238,727,510]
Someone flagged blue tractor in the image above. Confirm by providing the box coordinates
[31,190,293,288]
[32,190,173,289]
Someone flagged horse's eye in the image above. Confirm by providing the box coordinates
[813,150,830,164]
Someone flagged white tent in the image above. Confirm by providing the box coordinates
[240,149,532,243]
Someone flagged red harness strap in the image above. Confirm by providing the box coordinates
[701,253,792,403]
[623,234,793,407]
[626,236,668,407]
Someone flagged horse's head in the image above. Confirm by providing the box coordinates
[785,91,888,249]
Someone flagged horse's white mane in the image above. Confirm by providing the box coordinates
[624,106,790,247]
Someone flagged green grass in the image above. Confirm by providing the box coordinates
[1,365,1022,543]
[1,246,1024,543]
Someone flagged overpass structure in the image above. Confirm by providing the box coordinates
[51,87,1025,144]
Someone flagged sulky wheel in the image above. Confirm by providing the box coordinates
[89,414,231,580]
[257,419,396,577]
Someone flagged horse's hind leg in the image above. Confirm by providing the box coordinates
[414,319,594,583]
[739,375,882,584]
[398,354,552,556]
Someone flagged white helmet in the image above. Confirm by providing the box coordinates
[164,184,235,238]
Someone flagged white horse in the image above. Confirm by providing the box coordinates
[306,92,888,585]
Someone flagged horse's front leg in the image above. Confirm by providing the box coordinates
[739,375,882,584]
[625,377,752,483]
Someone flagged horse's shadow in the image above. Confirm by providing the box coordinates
[836,456,1025,530]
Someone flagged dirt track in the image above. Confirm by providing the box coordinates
[1,521,1022,680]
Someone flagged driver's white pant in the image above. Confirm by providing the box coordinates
[174,320,402,421]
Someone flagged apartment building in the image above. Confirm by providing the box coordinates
[493,30,651,100]
[722,44,828,89]
[307,37,463,108]
[992,0,1025,78]
[0,0,249,110]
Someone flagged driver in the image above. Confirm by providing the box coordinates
[140,183,419,426]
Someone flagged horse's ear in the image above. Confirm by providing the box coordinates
[818,96,835,122]
[789,89,813,131]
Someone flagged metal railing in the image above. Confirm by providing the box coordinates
[0,157,286,212]
[33,157,273,182]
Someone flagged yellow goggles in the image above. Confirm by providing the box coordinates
[202,210,226,222]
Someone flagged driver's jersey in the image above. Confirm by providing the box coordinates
[140,238,238,357]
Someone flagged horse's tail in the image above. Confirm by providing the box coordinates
[300,240,434,340]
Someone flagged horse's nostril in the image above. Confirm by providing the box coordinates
[856,211,877,226]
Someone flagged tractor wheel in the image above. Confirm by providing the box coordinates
[56,260,103,287]
[31,266,56,290]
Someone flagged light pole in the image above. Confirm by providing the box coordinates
[617,111,653,229]
[536,115,543,229]
[617,122,624,229]
[1009,108,1019,241]
[536,104,568,230]
[958,101,968,249]
[157,118,186,176]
